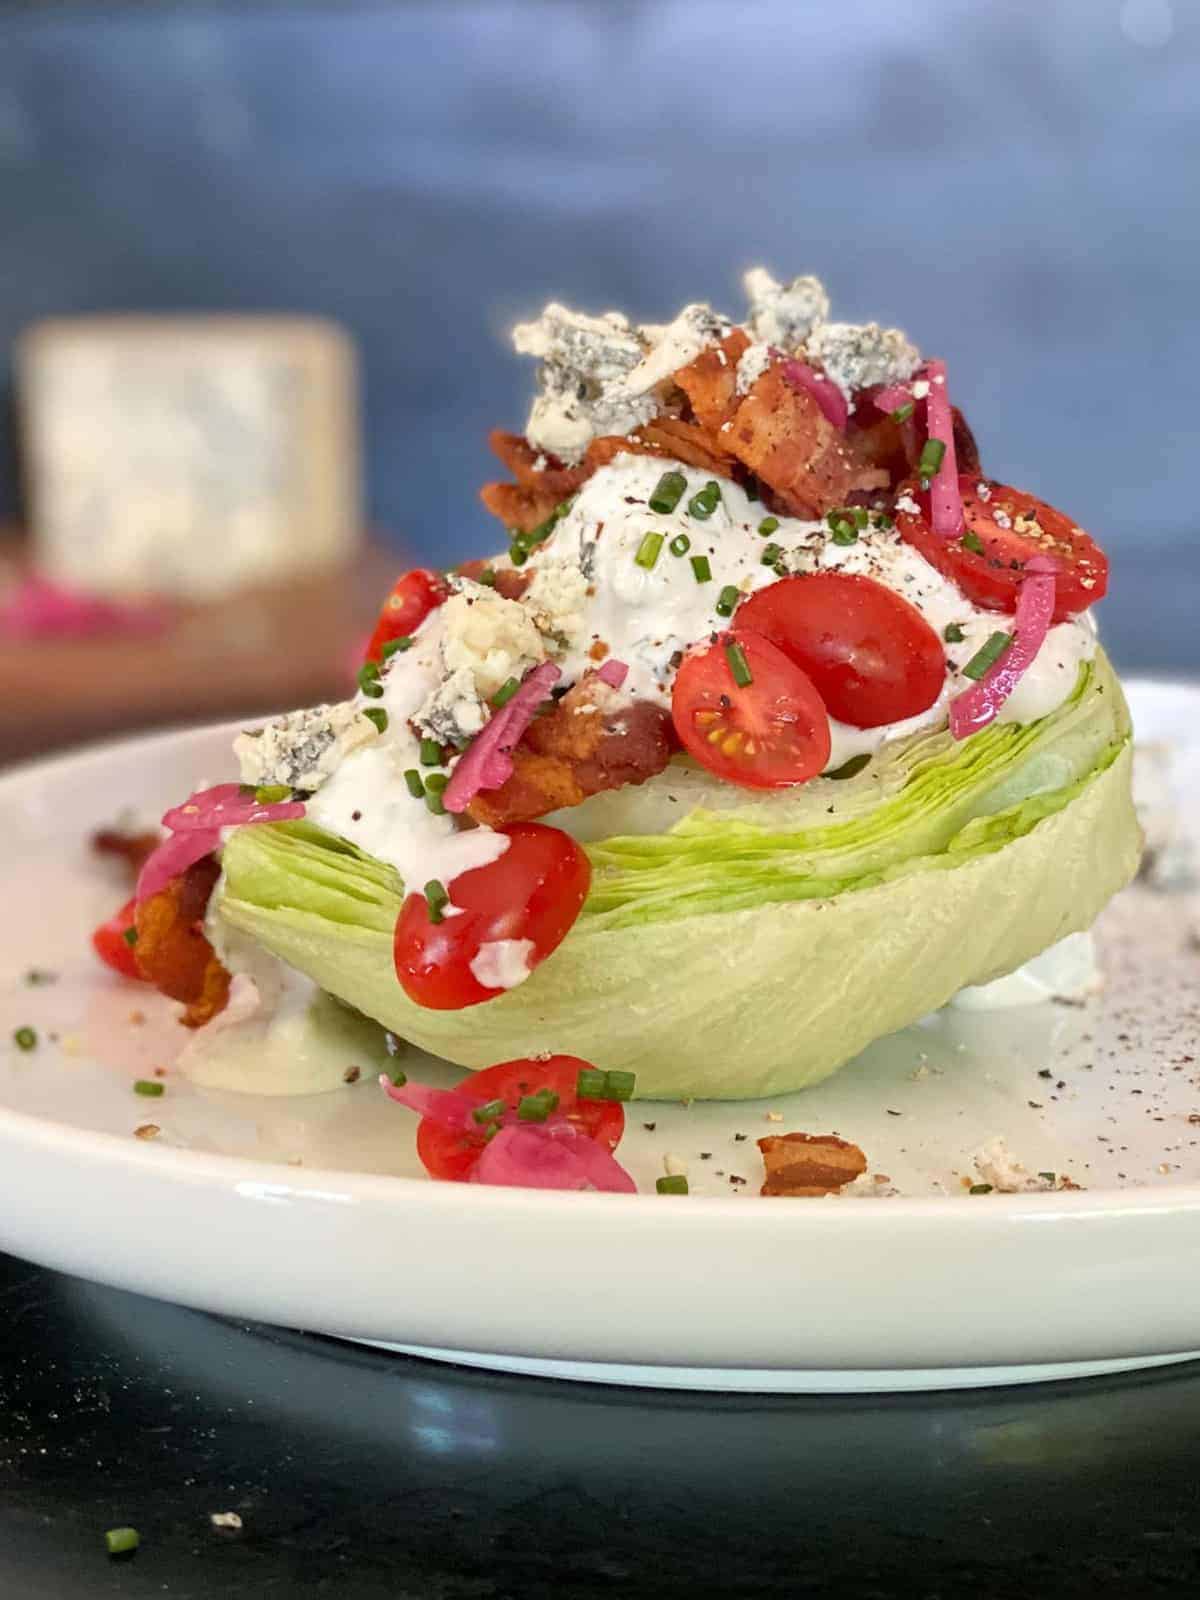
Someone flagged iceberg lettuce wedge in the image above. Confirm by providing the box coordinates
[217,650,1140,1099]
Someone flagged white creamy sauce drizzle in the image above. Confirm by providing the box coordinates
[518,455,1096,771]
[469,938,536,990]
[302,612,509,892]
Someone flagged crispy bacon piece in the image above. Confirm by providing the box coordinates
[133,856,231,1028]
[455,558,531,601]
[584,417,737,478]
[91,826,160,876]
[467,679,676,827]
[487,429,591,497]
[674,329,751,431]
[479,479,562,536]
[729,366,890,519]
[757,1132,868,1197]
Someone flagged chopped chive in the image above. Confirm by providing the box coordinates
[105,1528,140,1557]
[254,783,292,804]
[690,555,712,584]
[918,439,946,479]
[363,706,389,735]
[419,737,442,766]
[491,678,520,709]
[851,506,869,528]
[890,401,915,424]
[122,925,139,948]
[133,1079,164,1097]
[604,1069,636,1102]
[825,752,871,780]
[724,640,753,688]
[875,511,895,529]
[669,533,692,557]
[357,662,384,699]
[745,477,761,501]
[389,1068,408,1086]
[656,1175,689,1195]
[381,635,413,659]
[424,880,449,923]
[1038,1171,1057,1183]
[829,520,858,547]
[403,768,425,799]
[424,772,449,794]
[575,1067,607,1100]
[962,529,986,556]
[13,1026,37,1052]
[424,789,446,816]
[648,470,687,514]
[943,622,966,643]
[757,516,779,536]
[472,1098,507,1125]
[687,480,722,520]
[715,584,740,618]
[509,542,528,567]
[962,631,1012,681]
[969,1183,994,1195]
[25,969,57,986]
[635,531,664,570]
[477,567,497,588]
[760,542,783,566]
[517,1089,559,1122]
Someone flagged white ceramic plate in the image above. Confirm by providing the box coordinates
[0,682,1197,1393]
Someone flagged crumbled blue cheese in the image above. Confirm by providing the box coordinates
[440,580,546,698]
[735,341,773,395]
[804,321,921,405]
[522,558,590,646]
[233,702,378,793]
[512,303,655,465]
[413,666,487,746]
[742,268,830,350]
[623,304,730,395]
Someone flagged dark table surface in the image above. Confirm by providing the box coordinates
[3,1250,1200,1598]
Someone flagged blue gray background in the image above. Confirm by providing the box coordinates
[0,0,1195,669]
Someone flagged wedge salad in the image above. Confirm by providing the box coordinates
[98,268,1141,1164]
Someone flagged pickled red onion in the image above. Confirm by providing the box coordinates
[471,1122,637,1193]
[949,561,1057,740]
[163,785,305,833]
[443,660,561,814]
[595,658,629,689]
[921,358,964,538]
[135,828,223,903]
[380,1075,479,1129]
[872,382,913,415]
[779,357,849,430]
[136,785,305,903]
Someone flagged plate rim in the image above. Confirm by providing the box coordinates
[2,678,1198,1232]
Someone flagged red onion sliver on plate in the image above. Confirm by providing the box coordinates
[0,573,171,639]
[379,1076,479,1130]
[162,785,305,833]
[443,660,561,814]
[779,357,849,430]
[920,358,964,538]
[949,561,1057,740]
[470,1122,637,1193]
[594,658,629,689]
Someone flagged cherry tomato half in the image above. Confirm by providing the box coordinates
[91,896,145,982]
[416,1056,624,1182]
[736,573,945,729]
[364,568,449,664]
[895,477,1108,622]
[671,629,831,789]
[393,822,591,1010]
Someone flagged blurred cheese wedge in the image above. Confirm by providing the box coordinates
[17,315,361,600]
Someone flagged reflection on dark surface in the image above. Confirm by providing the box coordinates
[2,1249,1200,1597]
